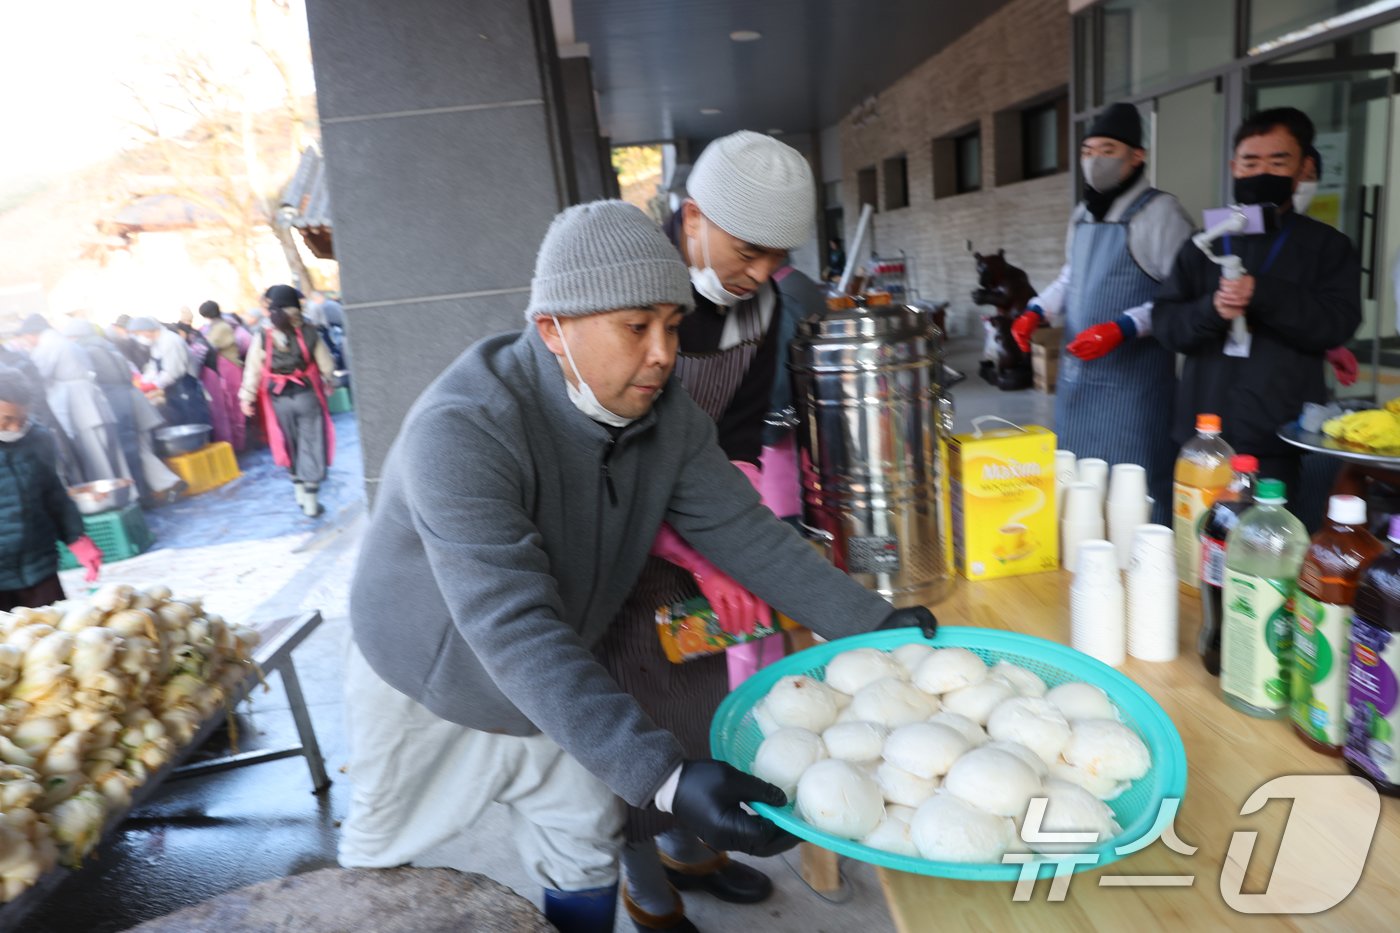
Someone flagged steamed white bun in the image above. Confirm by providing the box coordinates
[986,697,1071,766]
[942,746,1043,817]
[1061,719,1150,781]
[1025,778,1122,854]
[927,710,989,748]
[941,679,1015,725]
[988,661,1048,697]
[1046,682,1117,722]
[1050,760,1129,801]
[851,677,939,728]
[797,759,885,840]
[765,675,841,733]
[911,793,1015,862]
[862,811,918,856]
[912,648,988,694]
[753,728,827,798]
[822,721,888,764]
[826,648,907,694]
[892,643,935,677]
[876,761,940,808]
[883,722,969,779]
[983,740,1050,780]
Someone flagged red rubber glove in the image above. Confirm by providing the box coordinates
[1010,308,1043,353]
[1327,347,1358,386]
[651,462,770,637]
[67,536,103,583]
[1067,322,1125,361]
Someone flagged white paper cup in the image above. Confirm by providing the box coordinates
[1070,581,1126,666]
[1127,573,1179,662]
[1063,519,1107,572]
[1109,496,1153,569]
[1130,524,1177,578]
[1074,539,1119,578]
[1055,450,1078,517]
[1062,482,1104,525]
[1108,463,1148,505]
[1076,459,1109,503]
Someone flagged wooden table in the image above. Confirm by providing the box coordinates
[875,572,1398,932]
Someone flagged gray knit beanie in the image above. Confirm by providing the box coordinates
[688,131,816,250]
[524,200,692,321]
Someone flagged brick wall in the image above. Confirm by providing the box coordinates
[840,0,1072,332]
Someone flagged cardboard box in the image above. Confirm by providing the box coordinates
[1031,328,1062,394]
[946,424,1059,580]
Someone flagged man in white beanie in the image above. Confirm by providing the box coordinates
[592,132,831,929]
[340,200,935,933]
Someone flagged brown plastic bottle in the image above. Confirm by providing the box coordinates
[1292,495,1385,756]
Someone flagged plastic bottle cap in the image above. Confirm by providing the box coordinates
[1255,478,1286,502]
[1196,413,1222,434]
[1231,454,1258,473]
[1390,515,1400,544]
[1328,495,1367,525]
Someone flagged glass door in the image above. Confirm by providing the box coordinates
[1246,54,1396,400]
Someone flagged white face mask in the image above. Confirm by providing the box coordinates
[688,217,746,308]
[1081,154,1130,192]
[551,315,638,428]
[1293,180,1318,214]
[0,421,30,444]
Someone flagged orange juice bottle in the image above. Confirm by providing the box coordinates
[1173,414,1235,589]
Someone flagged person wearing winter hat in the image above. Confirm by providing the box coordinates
[590,130,821,927]
[1010,102,1193,524]
[128,316,213,429]
[240,285,335,516]
[339,200,935,933]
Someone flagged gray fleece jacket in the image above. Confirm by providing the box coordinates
[350,327,892,808]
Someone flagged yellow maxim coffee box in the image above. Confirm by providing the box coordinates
[946,423,1058,580]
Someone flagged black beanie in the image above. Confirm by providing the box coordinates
[1085,102,1143,149]
[264,284,303,311]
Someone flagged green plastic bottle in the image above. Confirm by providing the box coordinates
[1221,479,1308,718]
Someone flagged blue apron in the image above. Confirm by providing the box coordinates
[1054,188,1176,523]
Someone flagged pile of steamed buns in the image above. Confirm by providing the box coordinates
[749,645,1151,863]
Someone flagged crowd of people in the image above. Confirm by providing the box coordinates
[0,285,347,517]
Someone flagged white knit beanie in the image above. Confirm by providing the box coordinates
[687,131,816,250]
[525,200,693,321]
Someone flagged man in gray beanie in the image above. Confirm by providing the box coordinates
[340,200,933,933]
[591,131,825,926]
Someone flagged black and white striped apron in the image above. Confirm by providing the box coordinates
[596,295,767,842]
[1054,188,1176,524]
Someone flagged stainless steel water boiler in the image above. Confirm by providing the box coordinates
[790,294,953,608]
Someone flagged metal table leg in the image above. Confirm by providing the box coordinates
[279,657,331,793]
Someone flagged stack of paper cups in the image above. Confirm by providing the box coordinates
[1070,540,1125,666]
[1127,524,1179,661]
[1054,450,1078,520]
[1076,458,1109,513]
[1062,481,1106,571]
[1107,464,1152,569]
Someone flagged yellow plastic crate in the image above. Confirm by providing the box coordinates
[163,441,241,496]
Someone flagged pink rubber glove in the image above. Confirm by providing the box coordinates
[67,536,103,583]
[651,461,770,636]
[758,437,801,519]
[1327,346,1358,386]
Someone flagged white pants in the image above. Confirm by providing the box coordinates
[337,645,624,891]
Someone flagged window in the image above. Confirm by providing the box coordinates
[1249,0,1389,51]
[1098,0,1233,101]
[932,124,982,199]
[882,154,909,209]
[955,130,982,194]
[857,166,879,212]
[1022,98,1067,179]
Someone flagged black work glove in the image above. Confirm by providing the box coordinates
[670,759,800,857]
[876,605,939,639]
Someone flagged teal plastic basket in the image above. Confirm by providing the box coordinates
[711,626,1188,881]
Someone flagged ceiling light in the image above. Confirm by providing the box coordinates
[730,30,762,42]
[700,107,722,115]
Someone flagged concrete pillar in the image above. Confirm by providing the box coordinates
[559,57,612,202]
[304,0,572,494]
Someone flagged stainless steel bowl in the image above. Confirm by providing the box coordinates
[68,478,136,515]
[154,424,212,458]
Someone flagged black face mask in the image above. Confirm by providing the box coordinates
[1234,173,1295,207]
